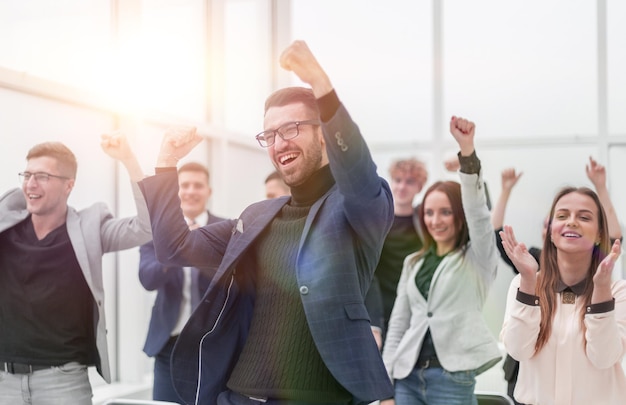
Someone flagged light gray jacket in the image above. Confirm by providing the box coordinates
[383,171,501,379]
[0,183,151,382]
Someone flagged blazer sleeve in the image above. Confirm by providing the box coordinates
[139,169,235,270]
[139,240,179,291]
[382,254,417,375]
[460,170,499,288]
[100,181,153,253]
[321,101,394,262]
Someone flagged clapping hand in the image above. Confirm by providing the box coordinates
[500,225,539,293]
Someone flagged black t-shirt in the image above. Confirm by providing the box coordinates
[0,216,96,366]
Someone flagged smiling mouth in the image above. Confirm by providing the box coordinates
[279,153,298,165]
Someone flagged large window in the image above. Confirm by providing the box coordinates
[290,0,434,146]
[444,0,598,139]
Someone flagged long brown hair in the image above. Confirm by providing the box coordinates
[410,181,469,264]
[535,187,610,352]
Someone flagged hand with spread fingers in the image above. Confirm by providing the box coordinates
[499,225,538,294]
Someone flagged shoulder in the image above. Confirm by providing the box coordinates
[73,202,111,220]
[0,188,26,208]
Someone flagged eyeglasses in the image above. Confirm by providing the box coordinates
[18,171,70,184]
[255,120,320,148]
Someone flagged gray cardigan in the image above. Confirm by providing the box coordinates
[0,182,152,382]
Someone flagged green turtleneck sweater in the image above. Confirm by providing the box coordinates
[227,165,351,402]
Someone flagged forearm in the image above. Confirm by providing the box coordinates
[596,186,622,240]
[120,155,145,182]
[491,189,512,229]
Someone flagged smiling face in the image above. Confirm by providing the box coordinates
[423,190,457,255]
[390,173,424,214]
[549,191,601,254]
[22,156,74,219]
[178,169,212,219]
[264,102,328,187]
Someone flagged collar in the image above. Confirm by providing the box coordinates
[289,165,335,207]
[556,278,587,295]
[185,211,209,226]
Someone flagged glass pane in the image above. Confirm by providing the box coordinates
[0,1,111,89]
[444,0,597,138]
[222,0,274,136]
[127,0,207,119]
[290,0,433,145]
[608,0,626,134]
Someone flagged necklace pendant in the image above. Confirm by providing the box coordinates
[562,291,576,304]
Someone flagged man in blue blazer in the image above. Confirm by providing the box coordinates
[138,40,394,405]
[139,162,227,403]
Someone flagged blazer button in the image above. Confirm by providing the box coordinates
[427,312,433,317]
[299,286,309,295]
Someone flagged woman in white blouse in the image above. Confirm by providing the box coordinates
[500,187,626,405]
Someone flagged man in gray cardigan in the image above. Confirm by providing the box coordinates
[0,134,152,404]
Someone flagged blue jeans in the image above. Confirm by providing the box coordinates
[394,366,477,405]
[0,362,92,405]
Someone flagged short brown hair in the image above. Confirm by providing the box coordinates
[264,87,319,117]
[26,142,77,179]
[178,162,210,182]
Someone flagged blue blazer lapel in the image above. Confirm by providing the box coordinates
[218,197,288,274]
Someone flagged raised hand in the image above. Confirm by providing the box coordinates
[156,126,202,167]
[443,155,460,172]
[449,116,475,156]
[586,156,607,190]
[279,40,333,99]
[501,168,523,193]
[101,131,144,181]
[100,131,134,162]
[500,225,538,294]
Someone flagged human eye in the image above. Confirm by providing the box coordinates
[442,209,453,216]
[424,209,434,217]
[261,131,276,145]
[281,122,299,137]
[21,172,33,181]
[34,173,50,182]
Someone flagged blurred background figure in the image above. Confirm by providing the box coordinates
[139,162,227,403]
[264,170,290,199]
[365,157,428,349]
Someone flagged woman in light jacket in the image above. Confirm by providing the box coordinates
[382,116,501,405]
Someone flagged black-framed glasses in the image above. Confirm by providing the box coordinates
[18,171,70,184]
[255,119,320,148]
